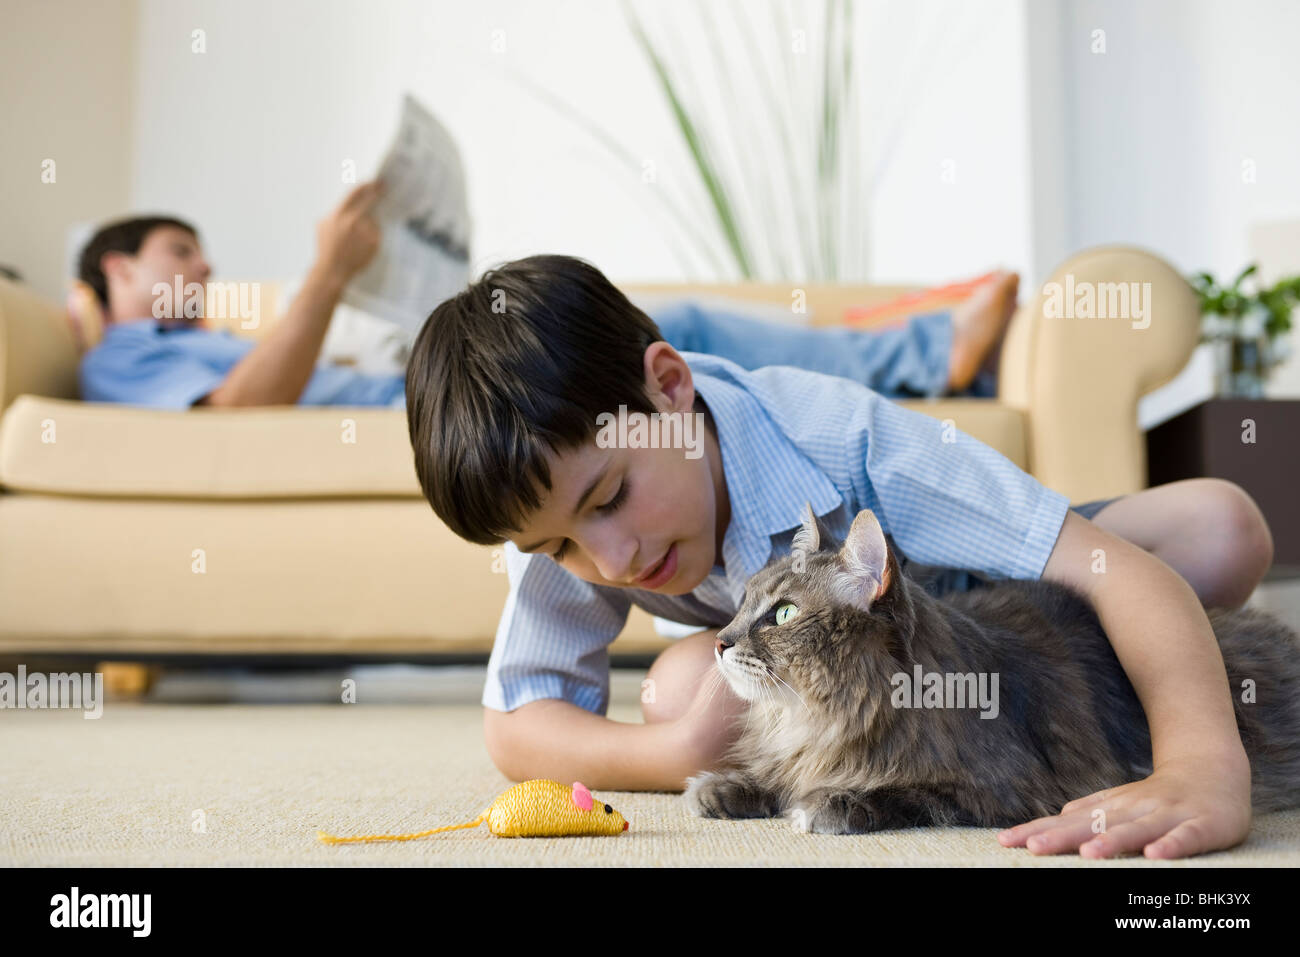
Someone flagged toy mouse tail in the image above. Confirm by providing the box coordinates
[317,811,488,845]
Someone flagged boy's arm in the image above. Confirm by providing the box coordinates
[484,699,696,792]
[483,542,698,791]
[198,181,382,407]
[999,511,1251,859]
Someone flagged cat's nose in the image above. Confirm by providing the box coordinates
[715,634,735,659]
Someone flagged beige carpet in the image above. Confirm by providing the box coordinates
[3,668,1299,866]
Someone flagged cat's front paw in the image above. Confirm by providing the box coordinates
[790,789,881,835]
[684,771,781,820]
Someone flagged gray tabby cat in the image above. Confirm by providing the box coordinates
[684,504,1300,834]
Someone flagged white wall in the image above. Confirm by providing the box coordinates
[0,0,138,301]
[865,0,1034,283]
[1046,0,1300,401]
[11,0,1294,335]
[127,0,1035,286]
[1061,0,1300,278]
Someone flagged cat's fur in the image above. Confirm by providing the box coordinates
[684,504,1300,834]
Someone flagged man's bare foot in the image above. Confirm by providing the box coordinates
[946,270,1018,393]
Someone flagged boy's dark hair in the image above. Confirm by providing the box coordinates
[406,254,664,546]
[77,215,199,308]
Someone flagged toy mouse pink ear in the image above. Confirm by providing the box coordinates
[571,781,594,811]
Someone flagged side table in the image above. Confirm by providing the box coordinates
[1146,399,1299,578]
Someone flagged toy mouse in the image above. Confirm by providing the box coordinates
[317,780,630,844]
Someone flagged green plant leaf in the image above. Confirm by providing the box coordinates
[625,1,754,277]
[696,0,789,278]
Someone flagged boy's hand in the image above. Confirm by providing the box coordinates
[314,180,384,282]
[996,750,1252,859]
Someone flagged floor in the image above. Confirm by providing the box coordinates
[3,662,1299,867]
[1249,575,1300,625]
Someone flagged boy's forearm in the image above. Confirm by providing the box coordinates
[484,698,695,792]
[1085,542,1247,768]
[201,261,344,406]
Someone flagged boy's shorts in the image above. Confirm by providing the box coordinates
[898,495,1125,598]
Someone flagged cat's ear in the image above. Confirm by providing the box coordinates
[835,508,893,609]
[792,501,839,562]
[791,501,822,557]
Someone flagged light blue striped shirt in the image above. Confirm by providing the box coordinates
[79,318,406,409]
[483,352,1071,716]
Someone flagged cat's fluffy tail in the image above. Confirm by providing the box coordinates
[1213,606,1300,812]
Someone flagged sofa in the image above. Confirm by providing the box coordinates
[0,246,1199,657]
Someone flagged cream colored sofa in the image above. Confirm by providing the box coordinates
[0,246,1199,656]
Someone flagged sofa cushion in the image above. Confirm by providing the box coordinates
[0,396,422,498]
[0,394,1027,498]
[0,491,662,651]
[894,398,1028,468]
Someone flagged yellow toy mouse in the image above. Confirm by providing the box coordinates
[317,780,630,844]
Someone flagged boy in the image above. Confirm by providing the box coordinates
[406,254,1273,860]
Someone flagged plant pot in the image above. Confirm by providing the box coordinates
[1205,310,1272,398]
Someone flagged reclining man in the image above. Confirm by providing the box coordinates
[77,181,1017,410]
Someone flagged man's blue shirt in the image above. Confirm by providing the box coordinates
[79,319,405,408]
[483,351,1071,717]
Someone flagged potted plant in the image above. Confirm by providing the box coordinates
[1190,265,1299,397]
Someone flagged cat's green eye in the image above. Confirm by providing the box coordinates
[774,602,799,626]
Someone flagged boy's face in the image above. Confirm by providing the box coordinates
[103,225,212,322]
[509,343,729,596]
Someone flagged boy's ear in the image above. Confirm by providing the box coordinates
[99,249,132,286]
[834,508,893,609]
[642,341,694,413]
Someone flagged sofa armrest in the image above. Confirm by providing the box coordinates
[0,279,80,412]
[997,246,1200,502]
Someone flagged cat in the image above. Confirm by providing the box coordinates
[684,503,1300,834]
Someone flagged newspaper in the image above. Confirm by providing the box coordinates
[341,93,473,336]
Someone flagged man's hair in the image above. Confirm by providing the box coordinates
[77,215,199,308]
[406,254,664,546]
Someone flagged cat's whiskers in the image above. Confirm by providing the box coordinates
[772,671,813,717]
[729,668,757,737]
[697,664,728,714]
[749,673,773,733]
[728,653,769,735]
[703,657,761,741]
[759,666,788,725]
